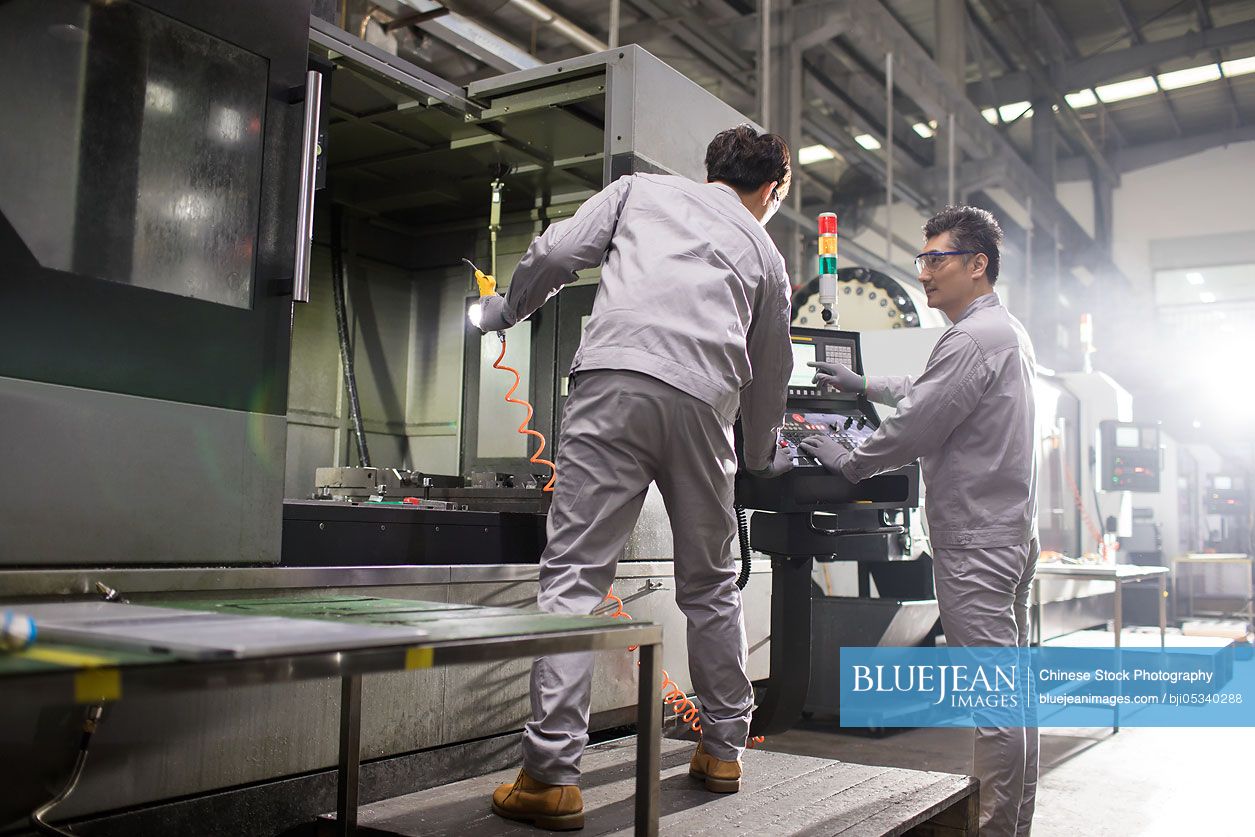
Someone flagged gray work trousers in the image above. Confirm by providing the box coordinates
[932,539,1040,837]
[521,370,754,785]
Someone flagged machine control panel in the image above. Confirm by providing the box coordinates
[780,410,875,466]
[736,326,919,513]
[1099,420,1161,493]
[1206,474,1249,515]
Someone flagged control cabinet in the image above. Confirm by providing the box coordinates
[1099,420,1162,493]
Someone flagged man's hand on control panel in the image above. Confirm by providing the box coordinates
[749,443,795,478]
[808,361,865,394]
[799,434,852,476]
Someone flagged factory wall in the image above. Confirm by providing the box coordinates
[1056,140,1255,286]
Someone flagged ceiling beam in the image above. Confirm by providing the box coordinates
[978,0,1119,184]
[810,43,934,164]
[1110,0,1185,137]
[1055,122,1255,181]
[1193,0,1244,127]
[830,0,1126,280]
[966,18,1255,107]
[1035,0,1128,148]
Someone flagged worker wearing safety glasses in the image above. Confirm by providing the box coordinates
[477,124,796,830]
[800,206,1039,837]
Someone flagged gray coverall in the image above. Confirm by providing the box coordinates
[481,173,793,784]
[834,292,1039,837]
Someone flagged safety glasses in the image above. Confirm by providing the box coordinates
[914,250,979,274]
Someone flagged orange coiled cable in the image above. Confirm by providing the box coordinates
[492,338,556,492]
[1062,460,1107,559]
[604,586,766,749]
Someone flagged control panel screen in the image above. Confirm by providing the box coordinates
[1115,426,1140,448]
[789,341,816,388]
[784,332,859,398]
[1214,476,1232,491]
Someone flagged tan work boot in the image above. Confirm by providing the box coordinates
[491,768,585,831]
[689,741,742,793]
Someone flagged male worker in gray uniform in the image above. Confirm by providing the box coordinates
[800,206,1038,837]
[476,124,796,830]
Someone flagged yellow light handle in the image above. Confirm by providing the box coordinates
[475,269,497,297]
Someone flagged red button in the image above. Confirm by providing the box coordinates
[792,413,805,423]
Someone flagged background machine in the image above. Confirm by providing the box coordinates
[0,8,774,833]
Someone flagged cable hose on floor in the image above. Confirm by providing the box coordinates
[735,505,752,590]
[603,587,763,747]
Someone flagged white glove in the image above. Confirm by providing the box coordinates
[808,361,864,394]
[798,434,852,476]
[749,445,795,478]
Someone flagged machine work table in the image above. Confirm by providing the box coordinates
[0,595,664,837]
[1032,562,1169,648]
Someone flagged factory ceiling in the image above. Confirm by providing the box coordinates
[327,0,1255,460]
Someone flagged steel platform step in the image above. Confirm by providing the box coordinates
[320,737,978,836]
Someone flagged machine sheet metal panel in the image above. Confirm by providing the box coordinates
[467,46,752,184]
[0,375,286,565]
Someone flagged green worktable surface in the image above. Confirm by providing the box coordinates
[0,595,635,677]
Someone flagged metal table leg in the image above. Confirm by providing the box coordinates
[1159,574,1167,649]
[1113,582,1122,733]
[634,641,662,837]
[749,556,814,735]
[337,674,363,836]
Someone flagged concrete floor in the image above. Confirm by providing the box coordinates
[761,721,1252,835]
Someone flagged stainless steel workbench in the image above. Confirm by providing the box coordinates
[2,597,664,837]
[1032,562,1170,648]
[1032,562,1170,733]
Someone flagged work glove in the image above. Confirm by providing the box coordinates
[748,444,795,478]
[476,293,515,333]
[798,434,852,476]
[808,361,864,394]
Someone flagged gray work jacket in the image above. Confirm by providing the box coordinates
[484,173,793,472]
[839,293,1039,549]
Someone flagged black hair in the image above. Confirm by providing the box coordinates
[923,205,1003,283]
[705,124,791,198]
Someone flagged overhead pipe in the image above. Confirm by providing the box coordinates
[608,0,620,48]
[884,51,893,263]
[759,0,771,129]
[507,0,607,53]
